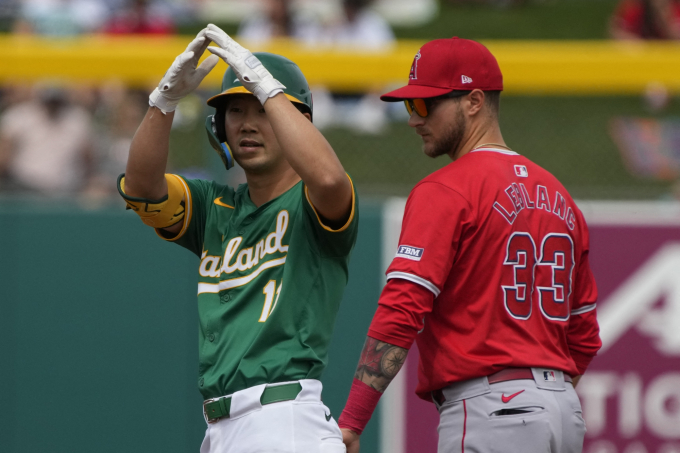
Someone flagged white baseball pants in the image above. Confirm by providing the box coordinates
[200,380,346,453]
[435,369,586,453]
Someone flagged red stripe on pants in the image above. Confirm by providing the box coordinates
[462,399,467,452]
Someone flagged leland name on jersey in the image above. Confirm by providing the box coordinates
[199,210,290,279]
[493,181,577,230]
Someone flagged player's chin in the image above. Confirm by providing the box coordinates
[419,136,433,156]
[422,143,443,158]
[237,154,275,174]
[233,153,258,169]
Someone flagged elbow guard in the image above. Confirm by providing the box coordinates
[117,174,186,228]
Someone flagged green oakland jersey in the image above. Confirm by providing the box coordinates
[159,175,358,399]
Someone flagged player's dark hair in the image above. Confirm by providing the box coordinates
[445,90,471,100]
[484,91,501,117]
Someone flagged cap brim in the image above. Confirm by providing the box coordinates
[207,86,304,108]
[380,85,455,102]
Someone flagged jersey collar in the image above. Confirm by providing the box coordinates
[470,147,519,155]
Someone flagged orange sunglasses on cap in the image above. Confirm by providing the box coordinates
[404,91,471,118]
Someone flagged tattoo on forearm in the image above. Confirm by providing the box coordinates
[354,337,408,393]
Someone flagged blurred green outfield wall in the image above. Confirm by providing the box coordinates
[0,200,383,453]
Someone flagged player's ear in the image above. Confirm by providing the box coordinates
[467,89,485,117]
[302,112,312,122]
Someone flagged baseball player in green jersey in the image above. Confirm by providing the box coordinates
[118,24,357,453]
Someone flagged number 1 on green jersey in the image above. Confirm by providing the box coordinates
[259,280,283,322]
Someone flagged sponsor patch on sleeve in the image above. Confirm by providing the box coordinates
[395,245,424,261]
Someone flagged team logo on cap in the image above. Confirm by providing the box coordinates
[462,75,473,84]
[409,50,422,80]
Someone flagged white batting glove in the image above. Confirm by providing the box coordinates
[205,23,285,106]
[149,29,219,114]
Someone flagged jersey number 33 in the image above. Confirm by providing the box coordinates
[501,232,575,322]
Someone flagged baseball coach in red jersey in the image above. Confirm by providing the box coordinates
[337,37,602,453]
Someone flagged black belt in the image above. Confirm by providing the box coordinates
[203,382,303,424]
[431,368,572,405]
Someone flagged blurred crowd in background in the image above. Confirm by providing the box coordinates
[2,0,678,39]
[0,0,428,36]
[0,0,679,201]
[0,83,147,199]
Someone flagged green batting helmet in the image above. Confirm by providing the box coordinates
[205,53,313,171]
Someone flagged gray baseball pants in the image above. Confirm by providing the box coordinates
[434,368,586,453]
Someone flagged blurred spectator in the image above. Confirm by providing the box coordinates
[238,0,322,44]
[0,0,20,32]
[319,0,394,132]
[239,0,395,49]
[86,85,147,197]
[0,86,95,197]
[443,0,526,6]
[321,0,394,49]
[104,0,175,34]
[610,0,680,40]
[13,0,109,35]
[0,84,32,111]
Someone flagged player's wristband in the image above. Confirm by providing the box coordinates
[149,87,179,114]
[338,379,383,435]
[253,83,284,106]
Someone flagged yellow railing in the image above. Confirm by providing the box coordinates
[1,35,679,94]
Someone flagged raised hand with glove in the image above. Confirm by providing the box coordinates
[204,23,286,106]
[203,23,352,225]
[122,27,219,224]
[149,29,219,114]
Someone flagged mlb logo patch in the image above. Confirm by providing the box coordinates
[514,165,528,178]
[396,245,424,261]
[543,371,557,382]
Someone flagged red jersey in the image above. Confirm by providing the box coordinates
[368,147,601,401]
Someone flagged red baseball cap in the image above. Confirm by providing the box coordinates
[381,37,503,101]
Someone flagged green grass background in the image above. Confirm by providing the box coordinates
[172,94,678,200]
[326,96,678,199]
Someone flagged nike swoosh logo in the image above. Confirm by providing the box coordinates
[214,197,234,209]
[325,412,332,422]
[501,390,525,403]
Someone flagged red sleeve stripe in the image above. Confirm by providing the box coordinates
[571,304,596,315]
[386,271,440,297]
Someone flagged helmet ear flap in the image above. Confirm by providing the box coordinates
[214,108,227,143]
[205,109,234,170]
